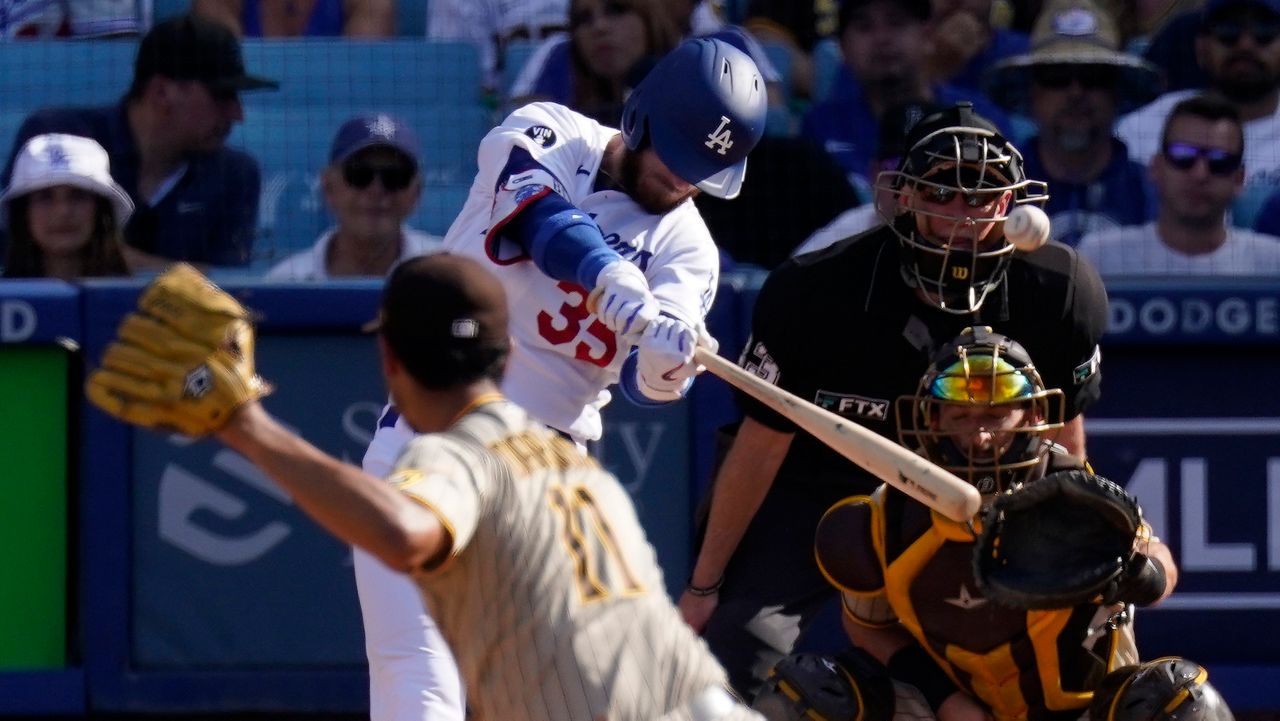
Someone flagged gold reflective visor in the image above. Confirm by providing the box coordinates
[930,355,1032,403]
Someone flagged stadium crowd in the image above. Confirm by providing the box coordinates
[2,0,1279,279]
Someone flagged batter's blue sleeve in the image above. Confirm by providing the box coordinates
[506,190,622,288]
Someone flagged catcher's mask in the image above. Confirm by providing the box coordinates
[897,326,1063,496]
[875,102,1048,314]
[1090,658,1235,721]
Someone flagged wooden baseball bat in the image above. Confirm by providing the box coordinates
[693,347,981,522]
[587,288,980,521]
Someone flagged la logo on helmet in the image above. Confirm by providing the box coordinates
[704,116,734,155]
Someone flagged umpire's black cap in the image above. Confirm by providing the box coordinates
[901,102,1004,155]
[371,254,510,388]
[899,102,1022,188]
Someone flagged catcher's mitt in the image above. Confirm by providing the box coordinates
[85,263,271,436]
[973,469,1142,609]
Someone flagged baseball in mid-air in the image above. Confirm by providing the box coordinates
[1003,205,1050,252]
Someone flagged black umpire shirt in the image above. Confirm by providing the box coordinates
[738,224,1107,521]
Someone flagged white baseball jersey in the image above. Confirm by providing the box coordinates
[392,396,756,721]
[367,101,718,465]
[446,102,717,440]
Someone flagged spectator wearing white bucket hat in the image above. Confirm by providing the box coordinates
[984,0,1162,245]
[1,133,133,280]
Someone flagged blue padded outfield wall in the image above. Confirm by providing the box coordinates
[0,276,1276,714]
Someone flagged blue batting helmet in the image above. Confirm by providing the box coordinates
[620,37,766,200]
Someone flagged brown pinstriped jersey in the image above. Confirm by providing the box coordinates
[389,397,744,721]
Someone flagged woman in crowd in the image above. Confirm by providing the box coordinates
[2,134,132,280]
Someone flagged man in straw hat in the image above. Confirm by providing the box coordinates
[984,0,1162,245]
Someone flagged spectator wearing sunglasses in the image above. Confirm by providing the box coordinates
[1,15,276,271]
[983,0,1160,246]
[1079,94,1280,275]
[1117,0,1280,228]
[265,115,444,281]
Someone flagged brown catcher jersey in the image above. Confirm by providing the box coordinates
[389,395,751,721]
[814,476,1140,721]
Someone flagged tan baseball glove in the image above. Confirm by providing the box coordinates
[86,263,271,436]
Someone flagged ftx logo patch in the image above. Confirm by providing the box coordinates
[525,125,557,148]
[813,390,889,421]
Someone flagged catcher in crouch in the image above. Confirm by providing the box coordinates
[761,326,1192,721]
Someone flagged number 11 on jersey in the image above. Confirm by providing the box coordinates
[547,485,646,603]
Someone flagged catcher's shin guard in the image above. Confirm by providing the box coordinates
[1090,657,1234,721]
[751,650,894,721]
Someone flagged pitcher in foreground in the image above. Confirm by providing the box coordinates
[85,256,762,721]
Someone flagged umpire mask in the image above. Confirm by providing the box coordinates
[877,103,1048,314]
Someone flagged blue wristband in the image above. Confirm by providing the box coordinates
[618,351,671,407]
[618,349,694,407]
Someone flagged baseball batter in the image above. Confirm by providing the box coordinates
[357,37,768,721]
[86,256,763,721]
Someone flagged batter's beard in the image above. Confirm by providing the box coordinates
[621,148,696,215]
